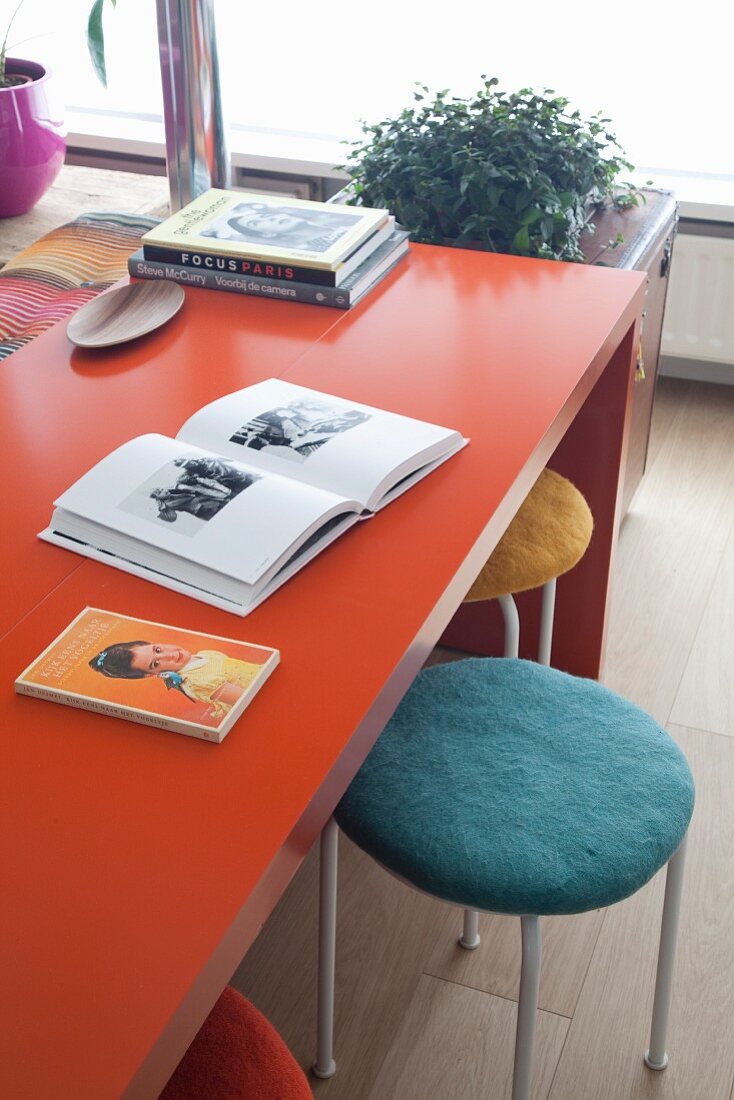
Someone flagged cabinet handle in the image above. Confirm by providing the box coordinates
[660,238,673,278]
[635,339,646,382]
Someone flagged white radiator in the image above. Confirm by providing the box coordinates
[662,234,734,372]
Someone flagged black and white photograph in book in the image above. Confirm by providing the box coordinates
[120,456,261,536]
[229,400,372,463]
[200,202,363,253]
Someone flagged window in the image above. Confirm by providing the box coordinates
[13,1,734,194]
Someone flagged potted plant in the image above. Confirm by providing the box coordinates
[0,1,66,218]
[343,77,639,262]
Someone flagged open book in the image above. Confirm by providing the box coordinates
[41,379,467,615]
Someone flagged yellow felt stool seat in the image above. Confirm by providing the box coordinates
[465,468,593,603]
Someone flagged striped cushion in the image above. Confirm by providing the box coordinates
[0,212,160,362]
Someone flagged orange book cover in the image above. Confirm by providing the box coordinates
[15,607,279,743]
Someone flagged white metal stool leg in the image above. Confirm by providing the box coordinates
[497,593,520,659]
[645,832,689,1070]
[537,578,557,666]
[459,594,521,946]
[459,595,521,948]
[313,817,339,1079]
[459,594,522,949]
[512,915,541,1100]
[459,907,481,950]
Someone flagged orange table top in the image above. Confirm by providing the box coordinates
[0,245,645,1099]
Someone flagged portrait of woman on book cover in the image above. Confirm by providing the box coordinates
[89,640,261,719]
[200,201,361,254]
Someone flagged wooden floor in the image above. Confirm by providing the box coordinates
[233,377,734,1100]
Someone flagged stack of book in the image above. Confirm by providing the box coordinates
[128,188,409,310]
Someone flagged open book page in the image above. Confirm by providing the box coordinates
[177,379,467,512]
[45,435,360,587]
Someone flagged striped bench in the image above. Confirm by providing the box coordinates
[0,212,159,362]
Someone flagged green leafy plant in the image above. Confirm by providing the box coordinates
[87,0,117,86]
[344,77,640,262]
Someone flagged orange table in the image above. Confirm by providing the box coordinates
[0,245,645,1099]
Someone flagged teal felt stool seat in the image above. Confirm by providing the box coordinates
[335,659,694,917]
[313,659,695,1100]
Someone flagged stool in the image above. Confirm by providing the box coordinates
[464,469,593,663]
[313,659,694,1100]
[159,985,312,1099]
[0,212,159,362]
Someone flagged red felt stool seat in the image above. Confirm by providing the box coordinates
[159,986,312,1099]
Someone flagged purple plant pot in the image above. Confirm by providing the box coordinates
[0,58,66,218]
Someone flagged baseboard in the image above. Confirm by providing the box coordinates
[660,355,734,385]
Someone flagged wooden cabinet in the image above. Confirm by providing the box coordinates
[578,188,678,512]
[440,190,677,660]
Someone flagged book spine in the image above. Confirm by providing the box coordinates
[14,682,222,742]
[141,244,339,287]
[128,255,352,309]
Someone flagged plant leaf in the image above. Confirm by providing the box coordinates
[87,0,108,86]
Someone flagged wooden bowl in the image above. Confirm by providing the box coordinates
[67,281,185,348]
